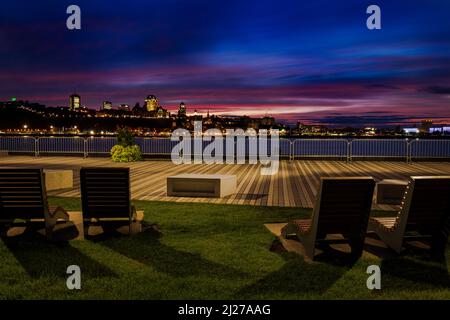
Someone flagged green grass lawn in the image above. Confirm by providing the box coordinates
[0,197,449,299]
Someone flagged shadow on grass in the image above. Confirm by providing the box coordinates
[1,231,117,279]
[98,226,248,279]
[235,239,353,298]
[380,253,450,289]
[364,234,450,289]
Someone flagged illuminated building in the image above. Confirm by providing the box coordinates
[430,127,443,134]
[178,102,186,117]
[189,109,203,126]
[145,95,159,112]
[156,106,169,118]
[364,127,376,136]
[102,101,112,110]
[420,119,433,133]
[69,93,81,111]
[404,128,419,134]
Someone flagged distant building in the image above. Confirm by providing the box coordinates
[420,119,433,133]
[260,116,276,127]
[364,127,376,136]
[132,102,144,115]
[175,102,188,127]
[178,102,186,117]
[430,127,443,134]
[102,101,112,110]
[156,106,169,118]
[296,124,328,135]
[404,128,419,134]
[119,104,130,111]
[247,119,259,130]
[69,93,80,111]
[145,95,159,112]
[430,126,450,135]
[190,109,203,126]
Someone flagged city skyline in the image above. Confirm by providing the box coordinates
[1,1,450,126]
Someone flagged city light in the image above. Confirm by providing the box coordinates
[0,93,448,137]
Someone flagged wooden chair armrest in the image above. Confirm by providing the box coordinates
[45,206,70,240]
[131,205,137,221]
[131,205,144,222]
[49,206,70,221]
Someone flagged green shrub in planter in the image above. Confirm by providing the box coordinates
[110,144,143,162]
[117,127,135,147]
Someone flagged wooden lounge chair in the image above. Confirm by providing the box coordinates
[80,167,144,235]
[369,176,450,255]
[0,168,70,239]
[281,177,376,260]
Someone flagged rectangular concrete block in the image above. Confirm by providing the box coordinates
[167,174,237,198]
[44,169,73,191]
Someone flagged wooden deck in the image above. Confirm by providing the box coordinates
[1,156,450,210]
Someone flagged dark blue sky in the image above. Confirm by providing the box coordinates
[1,0,450,126]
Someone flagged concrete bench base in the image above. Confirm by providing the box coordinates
[6,211,84,240]
[376,179,409,205]
[44,169,73,191]
[167,174,237,198]
[6,211,144,240]
[84,211,145,237]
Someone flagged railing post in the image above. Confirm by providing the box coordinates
[409,139,415,163]
[406,139,410,163]
[84,138,88,158]
[290,140,293,161]
[411,139,414,163]
[292,139,297,160]
[347,139,352,162]
[34,137,39,157]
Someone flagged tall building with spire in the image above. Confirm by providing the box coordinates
[178,102,186,117]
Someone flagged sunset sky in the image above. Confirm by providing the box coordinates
[1,0,450,126]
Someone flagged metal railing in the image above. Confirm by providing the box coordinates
[37,136,85,156]
[292,139,348,159]
[0,136,449,162]
[86,137,117,156]
[350,139,408,161]
[0,136,36,154]
[410,139,450,161]
[135,137,178,156]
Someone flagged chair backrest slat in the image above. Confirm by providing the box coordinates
[0,168,47,220]
[316,177,375,237]
[405,176,450,235]
[80,168,131,219]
